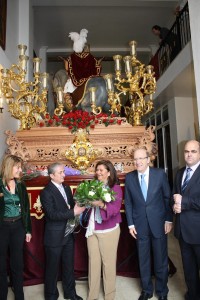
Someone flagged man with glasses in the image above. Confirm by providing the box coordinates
[125,147,173,300]
[173,140,200,300]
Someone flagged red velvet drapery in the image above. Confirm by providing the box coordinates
[66,52,101,87]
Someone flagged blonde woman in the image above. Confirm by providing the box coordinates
[0,154,32,300]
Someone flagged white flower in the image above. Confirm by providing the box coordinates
[88,190,95,196]
[104,193,112,202]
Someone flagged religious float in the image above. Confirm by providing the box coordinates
[0,35,160,285]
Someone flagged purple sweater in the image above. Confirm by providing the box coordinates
[94,184,122,230]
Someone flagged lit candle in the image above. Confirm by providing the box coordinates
[124,56,132,73]
[146,65,154,74]
[33,58,42,74]
[41,72,49,89]
[113,55,122,72]
[27,95,32,103]
[89,87,97,104]
[129,41,137,56]
[103,74,114,92]
[19,55,29,71]
[56,87,63,104]
[1,68,10,78]
[18,44,27,56]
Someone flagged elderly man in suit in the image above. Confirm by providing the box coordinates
[125,147,173,300]
[173,140,200,300]
[40,162,85,300]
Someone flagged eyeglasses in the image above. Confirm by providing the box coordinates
[133,157,148,162]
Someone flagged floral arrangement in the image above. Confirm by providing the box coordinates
[21,164,42,180]
[73,179,116,207]
[37,110,124,133]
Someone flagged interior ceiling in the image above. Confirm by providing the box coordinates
[32,0,195,101]
[32,0,178,59]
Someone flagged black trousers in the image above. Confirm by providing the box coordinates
[179,235,200,300]
[44,234,76,300]
[0,219,25,300]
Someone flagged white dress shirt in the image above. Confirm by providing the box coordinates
[182,161,200,185]
[51,180,70,208]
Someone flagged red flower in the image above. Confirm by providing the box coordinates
[117,119,122,125]
[48,119,53,125]
[37,109,123,133]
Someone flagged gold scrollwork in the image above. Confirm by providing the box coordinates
[65,129,102,171]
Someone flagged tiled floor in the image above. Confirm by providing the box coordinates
[7,232,186,300]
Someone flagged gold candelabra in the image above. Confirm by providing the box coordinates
[0,44,49,129]
[104,41,156,126]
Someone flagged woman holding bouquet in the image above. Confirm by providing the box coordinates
[86,160,122,300]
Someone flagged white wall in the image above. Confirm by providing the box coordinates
[0,0,20,160]
[0,0,36,161]
[188,0,200,127]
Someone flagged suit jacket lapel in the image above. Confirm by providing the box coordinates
[179,168,185,192]
[49,181,68,206]
[185,164,200,190]
[146,167,156,201]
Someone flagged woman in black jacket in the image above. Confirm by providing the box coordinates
[0,154,32,300]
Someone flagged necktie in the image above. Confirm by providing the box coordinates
[140,174,147,201]
[58,185,70,208]
[182,167,192,192]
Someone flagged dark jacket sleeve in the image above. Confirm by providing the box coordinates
[17,181,32,233]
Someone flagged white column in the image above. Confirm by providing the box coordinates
[18,0,33,79]
[168,96,196,170]
[39,46,48,72]
[188,0,200,129]
[18,0,30,52]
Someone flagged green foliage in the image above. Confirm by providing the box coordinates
[74,179,116,206]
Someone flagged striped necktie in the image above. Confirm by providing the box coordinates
[140,174,147,201]
[182,167,192,192]
[58,185,70,208]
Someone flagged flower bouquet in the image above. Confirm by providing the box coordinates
[65,180,116,236]
[74,179,116,207]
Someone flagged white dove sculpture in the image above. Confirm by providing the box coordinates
[68,28,88,53]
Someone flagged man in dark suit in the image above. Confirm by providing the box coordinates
[173,140,200,300]
[125,147,173,300]
[40,162,85,300]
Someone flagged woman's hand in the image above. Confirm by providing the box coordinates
[91,200,104,208]
[26,233,32,242]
